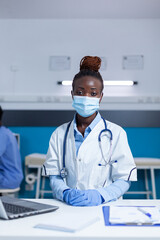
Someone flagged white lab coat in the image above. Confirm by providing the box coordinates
[42,118,137,190]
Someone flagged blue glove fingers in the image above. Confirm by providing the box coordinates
[71,192,98,206]
[63,189,78,203]
[87,190,102,206]
[71,199,90,206]
[74,190,102,206]
[68,193,86,204]
[70,189,85,198]
[72,192,93,206]
[69,193,88,206]
[69,191,92,206]
[63,189,86,205]
[63,189,103,206]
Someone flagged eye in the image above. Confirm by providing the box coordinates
[76,91,83,95]
[91,92,97,96]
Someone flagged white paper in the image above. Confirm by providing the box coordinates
[34,209,100,232]
[109,206,160,225]
[34,217,99,232]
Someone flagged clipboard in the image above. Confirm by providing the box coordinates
[102,206,160,226]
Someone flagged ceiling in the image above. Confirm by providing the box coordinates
[0,0,160,19]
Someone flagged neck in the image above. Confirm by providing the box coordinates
[76,112,97,128]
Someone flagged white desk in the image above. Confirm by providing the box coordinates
[1,199,160,240]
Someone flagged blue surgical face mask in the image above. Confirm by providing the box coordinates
[72,96,100,117]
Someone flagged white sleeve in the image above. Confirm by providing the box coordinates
[49,175,70,201]
[111,128,137,182]
[97,180,131,203]
[42,130,60,176]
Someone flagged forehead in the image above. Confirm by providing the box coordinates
[74,76,102,89]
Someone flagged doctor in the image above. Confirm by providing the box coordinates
[42,56,137,206]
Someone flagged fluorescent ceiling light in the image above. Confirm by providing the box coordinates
[104,81,137,86]
[58,80,72,86]
[58,80,137,86]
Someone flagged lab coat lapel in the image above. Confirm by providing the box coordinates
[77,119,104,155]
[65,120,78,188]
[66,120,76,159]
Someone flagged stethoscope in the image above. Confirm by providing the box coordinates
[60,117,116,178]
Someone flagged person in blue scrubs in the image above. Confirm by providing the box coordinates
[0,106,23,190]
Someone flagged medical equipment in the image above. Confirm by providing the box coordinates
[60,117,114,178]
[72,96,100,117]
[98,117,114,167]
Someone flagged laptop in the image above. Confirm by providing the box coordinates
[0,196,59,220]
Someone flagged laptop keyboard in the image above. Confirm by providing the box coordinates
[3,202,35,214]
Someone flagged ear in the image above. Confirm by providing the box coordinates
[71,90,74,99]
[99,92,103,104]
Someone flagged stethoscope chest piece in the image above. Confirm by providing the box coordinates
[60,168,67,178]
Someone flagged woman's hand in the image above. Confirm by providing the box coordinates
[63,189,103,206]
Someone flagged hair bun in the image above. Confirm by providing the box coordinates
[80,56,101,72]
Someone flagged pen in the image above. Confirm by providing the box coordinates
[137,207,152,219]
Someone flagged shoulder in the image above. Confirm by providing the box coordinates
[0,126,16,144]
[50,121,73,140]
[102,119,129,147]
[0,126,7,142]
[0,126,7,133]
[0,126,12,137]
[104,119,124,131]
[52,121,72,134]
[103,119,126,137]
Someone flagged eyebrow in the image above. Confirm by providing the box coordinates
[77,87,97,90]
[77,87,84,89]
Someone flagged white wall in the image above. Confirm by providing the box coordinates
[0,19,160,110]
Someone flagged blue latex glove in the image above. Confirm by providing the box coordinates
[63,189,103,206]
[63,189,86,205]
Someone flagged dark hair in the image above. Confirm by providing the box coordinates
[72,56,104,92]
[0,106,3,121]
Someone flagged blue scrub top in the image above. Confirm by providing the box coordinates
[0,126,23,189]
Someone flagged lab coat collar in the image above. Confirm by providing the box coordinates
[73,111,102,135]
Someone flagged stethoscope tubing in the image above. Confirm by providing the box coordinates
[61,121,72,178]
[98,117,113,166]
[61,117,113,178]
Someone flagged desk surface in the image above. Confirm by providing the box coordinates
[1,199,160,240]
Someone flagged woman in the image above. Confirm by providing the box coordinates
[42,56,137,206]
